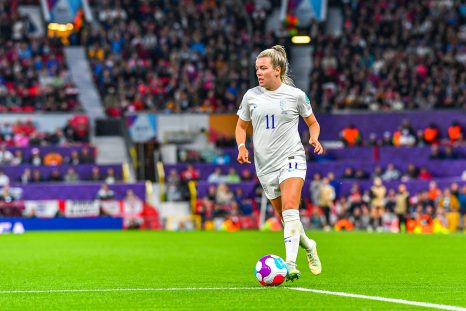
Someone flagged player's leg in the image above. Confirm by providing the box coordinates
[281,177,321,276]
[280,177,303,280]
[269,196,283,221]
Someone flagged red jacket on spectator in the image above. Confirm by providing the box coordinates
[448,123,463,143]
[181,165,200,181]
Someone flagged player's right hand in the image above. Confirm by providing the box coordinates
[237,146,251,164]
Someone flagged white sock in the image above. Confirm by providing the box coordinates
[299,226,316,254]
[283,209,301,270]
[280,216,314,253]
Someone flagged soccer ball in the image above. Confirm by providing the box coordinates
[255,254,288,286]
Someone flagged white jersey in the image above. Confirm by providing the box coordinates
[237,83,313,177]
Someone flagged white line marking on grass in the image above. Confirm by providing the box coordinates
[1,286,464,310]
[0,287,268,294]
[288,287,466,311]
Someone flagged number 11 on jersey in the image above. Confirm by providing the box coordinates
[265,114,275,129]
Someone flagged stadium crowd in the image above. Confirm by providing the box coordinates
[309,0,466,111]
[184,172,466,233]
[0,1,80,112]
[84,0,281,116]
[0,117,89,147]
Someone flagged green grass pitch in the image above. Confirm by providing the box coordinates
[0,230,465,310]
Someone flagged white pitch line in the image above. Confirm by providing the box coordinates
[0,286,464,311]
[0,287,268,294]
[288,287,466,311]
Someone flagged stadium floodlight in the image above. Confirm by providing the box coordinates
[291,35,311,45]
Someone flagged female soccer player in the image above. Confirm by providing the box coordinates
[235,45,323,281]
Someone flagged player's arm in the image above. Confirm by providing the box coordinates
[235,118,251,164]
[303,114,324,155]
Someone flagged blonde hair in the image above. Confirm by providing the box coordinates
[256,45,294,86]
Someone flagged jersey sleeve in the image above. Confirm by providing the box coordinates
[297,90,313,117]
[237,91,251,121]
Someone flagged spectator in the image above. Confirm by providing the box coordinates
[19,168,32,184]
[96,183,115,200]
[31,169,43,183]
[0,145,13,165]
[29,148,42,166]
[0,185,15,203]
[66,150,81,165]
[381,163,400,181]
[341,167,355,179]
[384,189,397,213]
[444,146,459,159]
[450,182,461,200]
[122,189,144,229]
[429,145,444,160]
[0,170,10,186]
[43,151,64,166]
[79,147,94,163]
[319,177,335,230]
[381,132,392,146]
[340,123,362,147]
[354,169,369,179]
[207,167,224,183]
[327,172,340,198]
[437,189,460,231]
[398,128,416,147]
[166,169,182,201]
[240,168,253,181]
[309,205,326,229]
[64,167,79,183]
[310,173,323,206]
[418,167,433,180]
[394,184,409,232]
[48,168,63,182]
[369,177,386,232]
[104,167,117,184]
[350,204,371,230]
[371,165,384,180]
[215,183,234,206]
[11,150,25,165]
[224,168,241,184]
[448,121,463,145]
[213,150,232,165]
[428,181,441,201]
[423,123,440,145]
[90,166,102,182]
[415,130,426,147]
[401,163,418,181]
[234,187,253,216]
[180,164,200,182]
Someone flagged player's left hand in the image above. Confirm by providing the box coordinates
[309,138,324,155]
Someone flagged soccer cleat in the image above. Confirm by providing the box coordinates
[306,240,322,275]
[286,267,301,282]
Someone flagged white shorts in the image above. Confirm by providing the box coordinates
[257,155,307,200]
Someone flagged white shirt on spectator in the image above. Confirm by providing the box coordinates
[0,149,13,164]
[0,173,10,186]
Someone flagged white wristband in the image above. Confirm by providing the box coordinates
[237,143,245,150]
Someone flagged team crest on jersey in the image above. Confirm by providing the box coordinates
[280,100,287,114]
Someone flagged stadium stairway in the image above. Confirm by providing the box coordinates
[94,136,128,163]
[64,47,105,124]
[326,5,343,36]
